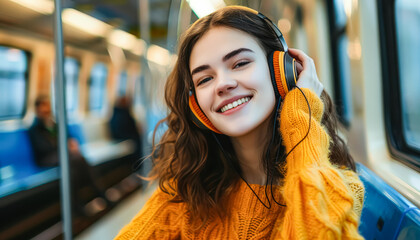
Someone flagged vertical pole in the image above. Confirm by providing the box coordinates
[167,0,181,53]
[139,0,150,45]
[138,0,152,161]
[177,0,192,37]
[53,0,72,239]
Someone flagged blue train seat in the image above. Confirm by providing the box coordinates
[68,122,86,145]
[77,119,135,166]
[0,128,58,198]
[357,163,420,240]
[0,121,132,198]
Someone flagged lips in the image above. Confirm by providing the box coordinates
[220,97,250,113]
[216,95,252,112]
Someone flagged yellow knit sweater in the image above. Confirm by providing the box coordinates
[115,89,365,239]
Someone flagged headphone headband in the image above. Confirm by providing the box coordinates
[257,12,289,52]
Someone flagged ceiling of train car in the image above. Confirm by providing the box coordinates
[63,0,284,45]
[64,0,170,44]
[0,0,289,51]
[0,0,172,49]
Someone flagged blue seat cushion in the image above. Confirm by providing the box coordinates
[357,163,420,239]
[0,129,58,198]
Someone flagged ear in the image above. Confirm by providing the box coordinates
[268,50,298,100]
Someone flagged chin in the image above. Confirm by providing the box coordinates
[215,113,273,138]
[217,123,259,137]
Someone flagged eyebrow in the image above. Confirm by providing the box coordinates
[191,48,254,76]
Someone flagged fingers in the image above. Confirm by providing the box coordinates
[288,48,313,69]
[287,48,324,97]
[295,61,303,76]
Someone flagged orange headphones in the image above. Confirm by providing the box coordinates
[189,12,298,134]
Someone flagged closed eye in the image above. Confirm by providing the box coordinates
[233,61,250,69]
[197,76,213,86]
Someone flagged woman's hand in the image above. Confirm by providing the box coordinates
[288,48,324,97]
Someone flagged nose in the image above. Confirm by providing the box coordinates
[215,73,238,95]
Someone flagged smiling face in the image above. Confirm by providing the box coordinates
[189,26,275,137]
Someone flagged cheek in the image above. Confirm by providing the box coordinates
[249,63,274,93]
[196,89,213,116]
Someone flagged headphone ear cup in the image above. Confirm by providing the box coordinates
[268,51,298,100]
[188,94,222,134]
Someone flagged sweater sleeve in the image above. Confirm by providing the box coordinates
[274,88,364,240]
[114,189,182,240]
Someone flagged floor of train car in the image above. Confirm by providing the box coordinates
[24,175,152,240]
[13,158,155,240]
[0,156,144,240]
[75,183,156,239]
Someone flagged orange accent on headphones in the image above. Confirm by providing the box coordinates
[189,94,222,134]
[272,51,287,98]
[269,50,298,100]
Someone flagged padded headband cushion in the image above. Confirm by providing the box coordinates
[268,50,297,100]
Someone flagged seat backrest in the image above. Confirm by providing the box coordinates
[395,207,420,240]
[0,128,61,198]
[80,118,111,143]
[0,129,40,180]
[357,163,420,240]
[68,123,86,145]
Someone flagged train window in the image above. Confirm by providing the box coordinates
[337,35,353,123]
[326,0,353,127]
[395,0,420,151]
[0,46,29,120]
[118,71,128,97]
[50,57,80,118]
[88,62,108,113]
[333,0,347,28]
[379,0,420,169]
[64,57,80,115]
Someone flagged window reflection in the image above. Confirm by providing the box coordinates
[329,0,353,126]
[0,46,28,120]
[89,63,108,113]
[337,35,353,123]
[333,0,347,28]
[396,0,420,150]
[64,57,80,116]
[118,71,128,97]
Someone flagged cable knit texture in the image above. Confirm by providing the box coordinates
[275,88,364,239]
[115,88,365,240]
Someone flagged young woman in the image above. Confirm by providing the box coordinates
[116,6,364,239]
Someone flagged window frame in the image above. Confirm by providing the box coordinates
[0,45,31,121]
[377,0,420,171]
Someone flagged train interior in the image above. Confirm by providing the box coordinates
[0,0,419,239]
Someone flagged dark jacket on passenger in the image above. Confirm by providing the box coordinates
[28,117,60,167]
[109,106,142,159]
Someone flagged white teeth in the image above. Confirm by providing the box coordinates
[220,97,250,113]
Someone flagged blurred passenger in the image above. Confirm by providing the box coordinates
[29,95,80,166]
[116,6,364,239]
[28,95,107,215]
[109,96,143,161]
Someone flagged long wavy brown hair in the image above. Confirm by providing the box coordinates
[148,6,356,223]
